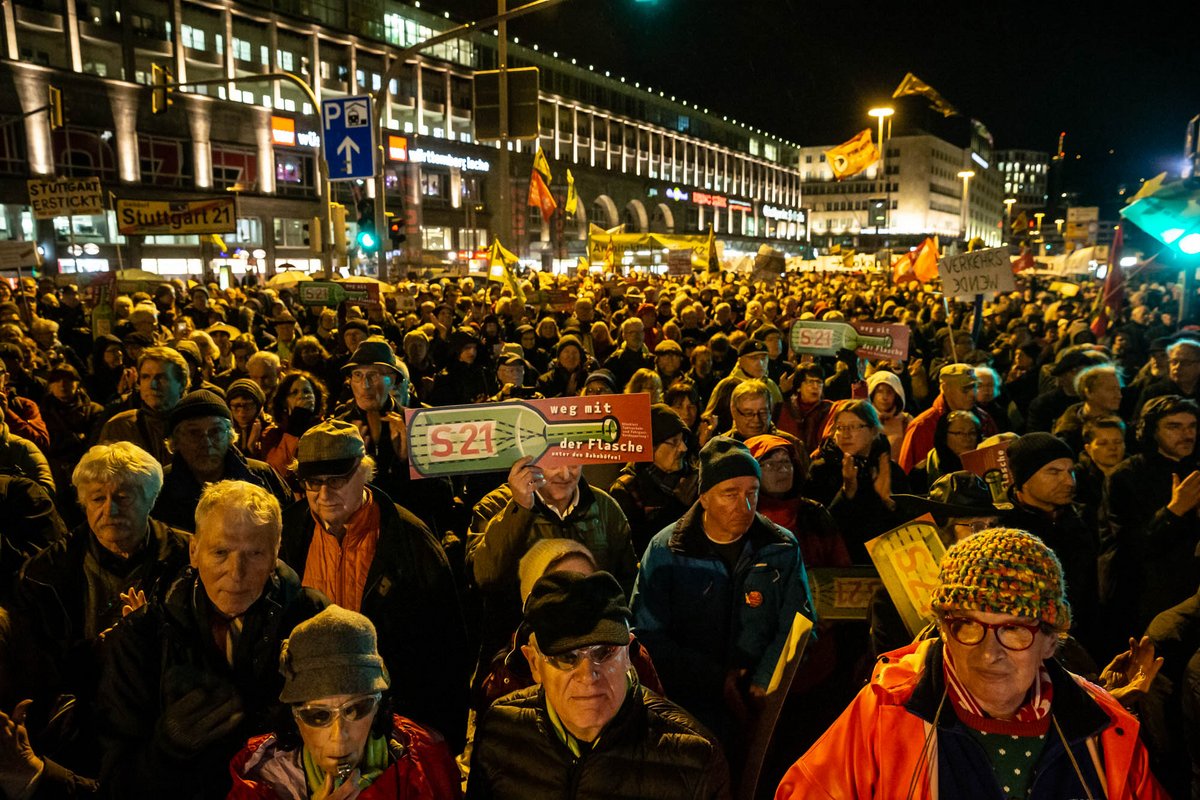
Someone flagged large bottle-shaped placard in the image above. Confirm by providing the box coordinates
[408,404,620,477]
[790,320,894,358]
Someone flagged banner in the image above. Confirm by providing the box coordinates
[790,320,908,360]
[116,197,237,235]
[865,515,946,637]
[586,225,721,268]
[824,129,879,181]
[666,249,693,275]
[297,280,380,307]
[405,393,653,478]
[28,177,104,219]
[938,246,1017,300]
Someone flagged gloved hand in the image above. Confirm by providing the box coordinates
[155,685,245,760]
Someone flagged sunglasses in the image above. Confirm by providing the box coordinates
[303,462,360,491]
[540,643,623,671]
[292,693,381,728]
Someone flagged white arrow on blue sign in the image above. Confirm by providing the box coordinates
[321,95,376,181]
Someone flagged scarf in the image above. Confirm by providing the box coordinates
[942,643,1053,735]
[304,732,388,799]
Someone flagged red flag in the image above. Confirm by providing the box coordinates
[1090,227,1125,338]
[527,171,557,223]
[1012,245,1036,273]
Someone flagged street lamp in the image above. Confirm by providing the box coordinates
[957,170,975,242]
[868,106,894,248]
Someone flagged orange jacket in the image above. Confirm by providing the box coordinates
[774,640,1168,800]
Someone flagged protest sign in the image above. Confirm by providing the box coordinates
[808,567,884,621]
[959,439,1015,509]
[865,515,946,637]
[790,320,908,360]
[298,280,380,307]
[406,393,652,478]
[28,177,104,219]
[939,247,1016,300]
[116,197,237,235]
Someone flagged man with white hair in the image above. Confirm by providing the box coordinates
[97,480,327,799]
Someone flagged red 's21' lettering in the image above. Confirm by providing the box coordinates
[429,422,495,459]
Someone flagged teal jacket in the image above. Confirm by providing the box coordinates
[630,501,815,735]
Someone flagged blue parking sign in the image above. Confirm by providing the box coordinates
[322,95,376,181]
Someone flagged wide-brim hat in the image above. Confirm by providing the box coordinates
[206,322,241,339]
[342,338,402,375]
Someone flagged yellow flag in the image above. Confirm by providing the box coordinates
[892,72,959,118]
[1130,172,1167,203]
[488,238,524,306]
[824,130,879,181]
[533,147,552,185]
[705,224,720,273]
[209,234,228,252]
[564,169,578,217]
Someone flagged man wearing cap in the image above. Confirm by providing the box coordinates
[1102,395,1200,650]
[429,327,496,406]
[653,339,686,391]
[603,317,655,389]
[152,390,291,532]
[898,363,998,474]
[581,368,617,396]
[206,322,241,379]
[609,404,698,555]
[278,419,469,750]
[99,346,190,466]
[631,436,815,739]
[469,571,731,800]
[990,431,1100,660]
[710,339,785,413]
[97,480,327,799]
[536,335,590,398]
[264,309,299,365]
[491,353,543,401]
[777,528,1167,800]
[225,378,269,459]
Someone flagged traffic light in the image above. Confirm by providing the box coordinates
[47,86,63,130]
[355,198,379,254]
[387,214,406,246]
[151,63,174,115]
[331,202,348,258]
[302,216,322,255]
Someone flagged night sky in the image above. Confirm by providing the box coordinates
[428,0,1198,207]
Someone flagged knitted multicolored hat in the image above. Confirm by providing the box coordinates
[930,528,1071,629]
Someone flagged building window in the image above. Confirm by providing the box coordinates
[137,135,189,187]
[421,172,446,200]
[274,149,314,195]
[232,37,252,63]
[421,225,451,250]
[181,25,205,51]
[212,145,258,191]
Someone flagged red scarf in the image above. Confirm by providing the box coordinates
[942,644,1053,736]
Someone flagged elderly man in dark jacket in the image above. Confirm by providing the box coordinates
[0,442,188,796]
[97,480,327,800]
[279,420,469,750]
[151,390,291,532]
[631,436,816,740]
[468,571,731,800]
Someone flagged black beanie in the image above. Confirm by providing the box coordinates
[169,389,231,432]
[699,436,762,494]
[650,404,686,445]
[1006,432,1074,489]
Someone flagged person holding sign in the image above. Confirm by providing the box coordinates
[776,529,1167,800]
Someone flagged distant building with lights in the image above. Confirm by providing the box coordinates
[0,0,808,276]
[797,123,1005,250]
[996,149,1050,223]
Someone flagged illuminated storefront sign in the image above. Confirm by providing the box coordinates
[390,138,490,172]
[272,116,319,148]
[666,187,689,201]
[692,191,727,208]
[728,199,753,212]
[764,204,805,223]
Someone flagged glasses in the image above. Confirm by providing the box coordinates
[735,409,770,420]
[834,423,869,434]
[292,693,381,728]
[540,644,623,671]
[176,425,230,443]
[303,464,359,492]
[351,370,389,385]
[229,401,258,411]
[942,616,1043,651]
[761,459,793,472]
[950,518,997,534]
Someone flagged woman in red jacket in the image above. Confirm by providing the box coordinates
[228,606,461,800]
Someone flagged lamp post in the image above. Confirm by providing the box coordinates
[868,107,894,235]
[957,170,975,244]
[1004,197,1016,245]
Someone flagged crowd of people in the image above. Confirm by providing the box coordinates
[0,264,1196,798]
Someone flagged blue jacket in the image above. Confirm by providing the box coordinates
[631,501,816,733]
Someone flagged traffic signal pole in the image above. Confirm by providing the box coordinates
[369,0,568,278]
